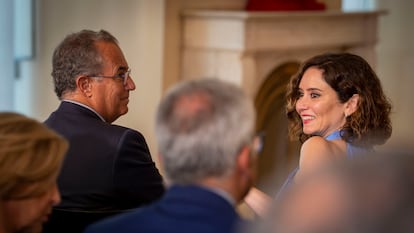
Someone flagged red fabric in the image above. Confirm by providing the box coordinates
[245,0,326,11]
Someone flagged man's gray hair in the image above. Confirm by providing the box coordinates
[51,29,118,99]
[155,78,256,184]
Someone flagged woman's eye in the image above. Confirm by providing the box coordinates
[310,93,320,98]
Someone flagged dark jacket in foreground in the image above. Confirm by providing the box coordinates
[83,185,245,233]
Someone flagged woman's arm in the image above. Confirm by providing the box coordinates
[244,187,273,217]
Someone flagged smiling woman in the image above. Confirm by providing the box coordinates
[283,52,392,188]
[0,112,68,233]
[245,52,392,216]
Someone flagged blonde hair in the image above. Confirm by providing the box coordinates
[0,112,68,200]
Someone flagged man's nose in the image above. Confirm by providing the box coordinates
[125,76,136,91]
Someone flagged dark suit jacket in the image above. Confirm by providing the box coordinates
[43,101,165,232]
[83,185,246,233]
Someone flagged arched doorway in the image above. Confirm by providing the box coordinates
[254,62,301,194]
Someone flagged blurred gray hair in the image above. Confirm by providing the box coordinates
[155,78,256,184]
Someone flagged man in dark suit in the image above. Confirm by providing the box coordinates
[43,29,165,233]
[84,78,260,233]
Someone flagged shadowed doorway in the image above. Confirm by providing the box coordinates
[254,62,301,195]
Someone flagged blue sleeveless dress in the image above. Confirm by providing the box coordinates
[276,130,371,198]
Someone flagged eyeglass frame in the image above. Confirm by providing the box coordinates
[250,131,265,157]
[88,68,131,86]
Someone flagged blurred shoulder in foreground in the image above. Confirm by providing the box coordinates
[244,145,414,233]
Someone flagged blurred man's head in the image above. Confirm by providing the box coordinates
[155,78,258,202]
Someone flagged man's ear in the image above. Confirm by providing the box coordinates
[345,94,359,116]
[76,76,93,97]
[237,146,252,174]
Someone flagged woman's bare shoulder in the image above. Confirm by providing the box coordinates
[298,136,345,178]
[301,136,335,158]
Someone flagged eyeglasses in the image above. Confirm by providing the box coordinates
[89,69,131,86]
[251,131,265,156]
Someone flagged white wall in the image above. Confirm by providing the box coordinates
[376,0,414,147]
[14,0,165,159]
[341,0,414,147]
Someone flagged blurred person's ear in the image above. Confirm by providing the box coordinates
[237,146,253,174]
[237,144,259,189]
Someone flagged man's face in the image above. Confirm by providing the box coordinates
[89,41,136,123]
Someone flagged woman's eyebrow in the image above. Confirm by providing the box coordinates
[306,88,323,92]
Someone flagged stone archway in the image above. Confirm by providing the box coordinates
[254,62,301,194]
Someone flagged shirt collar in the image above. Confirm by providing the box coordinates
[62,100,106,122]
[202,186,236,206]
